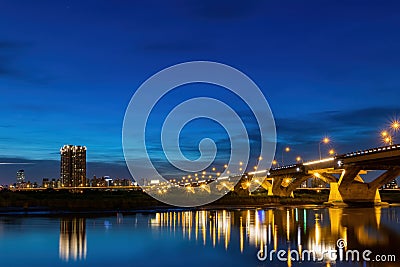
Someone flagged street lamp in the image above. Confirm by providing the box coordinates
[238,161,243,172]
[296,156,302,163]
[272,159,278,168]
[384,136,393,145]
[329,149,335,156]
[319,137,330,160]
[381,129,394,145]
[253,156,263,172]
[390,120,399,144]
[282,146,290,165]
[392,120,400,131]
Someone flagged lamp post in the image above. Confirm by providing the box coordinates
[381,130,393,145]
[392,120,400,131]
[384,136,393,145]
[254,156,263,172]
[239,161,243,172]
[391,120,399,144]
[319,137,330,160]
[282,146,290,165]
[381,119,400,145]
[272,159,278,168]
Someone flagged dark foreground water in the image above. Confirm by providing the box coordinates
[0,206,399,267]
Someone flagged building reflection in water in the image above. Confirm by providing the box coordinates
[149,207,399,267]
[59,218,87,261]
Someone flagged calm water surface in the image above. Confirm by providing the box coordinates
[0,206,399,267]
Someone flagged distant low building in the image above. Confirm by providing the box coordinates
[90,175,108,187]
[113,178,131,187]
[89,176,132,187]
[382,180,398,189]
[104,176,112,187]
[42,178,59,189]
[311,178,327,188]
[18,181,38,189]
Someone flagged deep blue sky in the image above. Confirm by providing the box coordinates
[1,0,400,183]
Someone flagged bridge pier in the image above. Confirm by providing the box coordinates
[261,180,274,196]
[270,175,312,197]
[270,177,292,197]
[326,167,400,205]
[233,179,251,196]
[328,182,381,205]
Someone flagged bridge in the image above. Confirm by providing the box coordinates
[242,144,400,205]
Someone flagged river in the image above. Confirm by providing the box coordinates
[0,206,399,267]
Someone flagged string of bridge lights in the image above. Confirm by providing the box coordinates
[148,118,400,189]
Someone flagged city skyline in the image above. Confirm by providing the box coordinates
[1,1,400,183]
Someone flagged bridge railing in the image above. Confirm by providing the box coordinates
[338,144,400,159]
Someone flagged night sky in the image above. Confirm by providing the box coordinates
[1,0,400,184]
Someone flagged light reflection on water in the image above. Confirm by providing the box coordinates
[59,218,87,261]
[0,206,399,267]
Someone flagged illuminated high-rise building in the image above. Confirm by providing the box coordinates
[16,169,25,184]
[60,145,87,187]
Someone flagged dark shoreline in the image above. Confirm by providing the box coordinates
[1,189,399,215]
